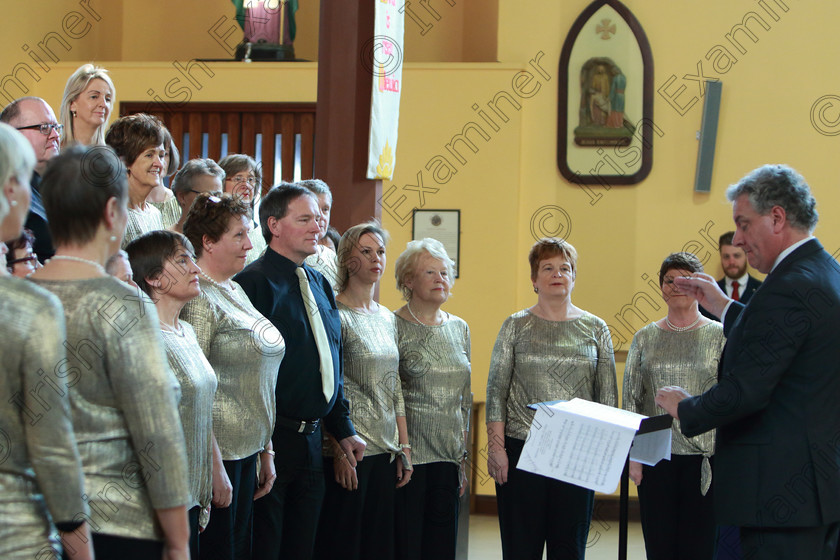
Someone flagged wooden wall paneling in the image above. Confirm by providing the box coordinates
[260,112,276,192]
[280,112,296,183]
[188,112,203,160]
[300,112,315,180]
[168,113,184,162]
[226,113,241,155]
[208,112,222,161]
[241,112,256,161]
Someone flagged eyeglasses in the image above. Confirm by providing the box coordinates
[7,254,38,267]
[226,176,258,186]
[189,189,223,196]
[16,123,63,136]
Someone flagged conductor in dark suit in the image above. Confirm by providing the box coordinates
[699,231,761,319]
[656,164,840,559]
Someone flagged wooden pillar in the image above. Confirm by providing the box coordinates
[314,1,382,233]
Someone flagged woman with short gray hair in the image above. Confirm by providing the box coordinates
[167,158,225,232]
[393,238,471,560]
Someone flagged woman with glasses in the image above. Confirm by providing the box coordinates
[105,113,168,247]
[0,123,94,560]
[486,237,617,560]
[181,192,284,559]
[218,154,266,264]
[5,228,39,277]
[127,230,219,559]
[30,145,191,559]
[623,252,724,560]
[166,158,225,232]
[58,64,115,147]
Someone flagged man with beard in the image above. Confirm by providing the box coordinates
[700,231,761,319]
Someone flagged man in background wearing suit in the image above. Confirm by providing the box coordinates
[656,164,840,559]
[699,231,762,319]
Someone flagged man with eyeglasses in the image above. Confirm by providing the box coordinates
[0,96,62,262]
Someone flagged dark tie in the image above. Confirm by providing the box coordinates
[731,281,740,301]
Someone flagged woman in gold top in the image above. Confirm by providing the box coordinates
[126,230,220,558]
[30,145,190,559]
[314,221,410,560]
[105,113,168,247]
[58,63,115,147]
[486,237,618,560]
[181,192,284,560]
[623,252,724,560]
[0,124,94,559]
[393,238,471,560]
[218,154,267,264]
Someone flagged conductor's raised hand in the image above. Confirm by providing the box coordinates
[672,272,730,319]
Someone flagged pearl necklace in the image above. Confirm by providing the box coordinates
[407,301,446,326]
[48,255,106,274]
[200,271,236,293]
[665,314,702,332]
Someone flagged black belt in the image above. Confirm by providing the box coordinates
[276,416,321,435]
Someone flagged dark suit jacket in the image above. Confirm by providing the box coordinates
[679,239,840,527]
[24,173,54,262]
[699,274,762,319]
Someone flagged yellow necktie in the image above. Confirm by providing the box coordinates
[296,267,335,402]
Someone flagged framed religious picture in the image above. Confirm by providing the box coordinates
[557,0,655,186]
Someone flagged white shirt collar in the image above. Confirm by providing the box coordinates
[725,271,750,288]
[770,236,814,273]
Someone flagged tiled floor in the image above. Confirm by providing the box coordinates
[467,514,647,559]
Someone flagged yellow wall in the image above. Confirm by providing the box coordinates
[4,0,839,498]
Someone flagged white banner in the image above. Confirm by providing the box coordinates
[366,0,404,180]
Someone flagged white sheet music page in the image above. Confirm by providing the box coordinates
[517,398,644,493]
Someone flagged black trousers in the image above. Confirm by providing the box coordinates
[314,453,396,560]
[741,523,840,560]
[637,454,716,560]
[253,460,325,560]
[189,505,201,558]
[496,436,594,560]
[395,461,461,560]
[199,453,258,560]
[91,533,163,558]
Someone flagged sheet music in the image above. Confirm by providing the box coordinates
[518,398,670,493]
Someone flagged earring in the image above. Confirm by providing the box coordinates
[9,199,17,207]
[533,286,539,294]
[109,235,117,242]
[71,110,77,118]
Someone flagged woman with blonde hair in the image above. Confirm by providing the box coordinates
[0,123,94,559]
[393,238,471,560]
[314,220,410,560]
[59,63,115,146]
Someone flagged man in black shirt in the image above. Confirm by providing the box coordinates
[0,97,60,262]
[236,183,365,559]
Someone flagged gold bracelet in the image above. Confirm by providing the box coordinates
[400,443,411,449]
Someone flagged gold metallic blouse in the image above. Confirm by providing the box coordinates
[332,303,403,457]
[245,221,267,266]
[150,195,181,230]
[305,246,339,292]
[0,277,87,558]
[622,321,725,494]
[160,322,218,514]
[122,204,164,248]
[31,277,189,541]
[486,309,618,440]
[181,276,283,460]
[396,314,472,466]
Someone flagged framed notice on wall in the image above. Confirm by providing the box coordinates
[412,210,461,278]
